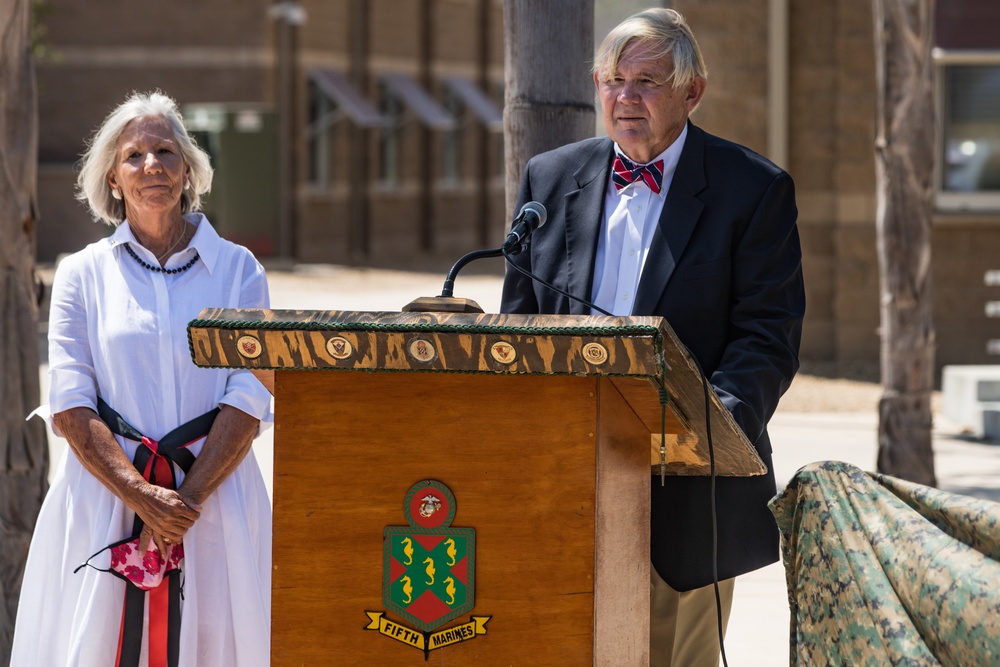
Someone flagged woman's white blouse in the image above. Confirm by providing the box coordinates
[47,212,272,435]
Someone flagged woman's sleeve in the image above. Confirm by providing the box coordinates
[217,254,273,427]
[47,255,99,419]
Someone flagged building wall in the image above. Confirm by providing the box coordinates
[933,220,1000,368]
[34,0,275,260]
[672,0,1000,374]
[294,0,506,265]
[35,0,505,269]
[37,0,273,162]
[32,0,1000,371]
[672,0,877,364]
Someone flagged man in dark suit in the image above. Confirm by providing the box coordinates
[501,8,805,665]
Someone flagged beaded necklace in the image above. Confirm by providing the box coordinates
[124,243,200,274]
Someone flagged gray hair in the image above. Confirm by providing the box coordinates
[76,90,213,226]
[593,8,707,90]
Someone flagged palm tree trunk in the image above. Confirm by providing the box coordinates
[503,0,595,221]
[0,0,48,661]
[872,0,937,486]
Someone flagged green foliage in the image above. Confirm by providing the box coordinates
[31,0,52,61]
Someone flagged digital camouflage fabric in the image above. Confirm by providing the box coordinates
[770,460,1000,666]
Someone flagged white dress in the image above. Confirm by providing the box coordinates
[11,214,274,667]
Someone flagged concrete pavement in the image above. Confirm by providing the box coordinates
[39,263,1000,666]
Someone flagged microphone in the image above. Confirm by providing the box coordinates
[501,201,547,254]
[402,201,549,311]
[498,199,617,316]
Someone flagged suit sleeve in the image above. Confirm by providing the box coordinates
[710,170,805,446]
[500,160,540,314]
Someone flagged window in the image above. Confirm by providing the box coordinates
[439,75,505,185]
[378,80,401,186]
[934,1,1000,212]
[441,87,463,186]
[307,79,332,187]
[305,69,387,190]
[937,56,1000,211]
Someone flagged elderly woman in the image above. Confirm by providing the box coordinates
[11,91,273,666]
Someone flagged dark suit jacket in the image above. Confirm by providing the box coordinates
[501,122,805,591]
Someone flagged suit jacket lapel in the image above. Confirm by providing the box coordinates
[632,123,707,315]
[564,139,614,314]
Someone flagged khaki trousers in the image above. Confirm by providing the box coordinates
[650,566,735,667]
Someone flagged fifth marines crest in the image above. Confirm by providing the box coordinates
[366,480,489,656]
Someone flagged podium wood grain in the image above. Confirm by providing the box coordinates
[187,309,767,665]
[188,309,766,477]
[271,370,649,665]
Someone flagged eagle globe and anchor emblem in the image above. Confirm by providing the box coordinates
[365,480,490,657]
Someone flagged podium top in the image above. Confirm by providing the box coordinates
[188,308,766,476]
[189,308,671,376]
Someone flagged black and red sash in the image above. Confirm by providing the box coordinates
[97,398,219,667]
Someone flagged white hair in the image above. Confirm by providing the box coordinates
[76,90,213,226]
[593,8,708,91]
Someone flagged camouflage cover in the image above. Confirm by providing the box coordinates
[770,460,1000,666]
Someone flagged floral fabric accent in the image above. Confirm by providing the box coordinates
[109,538,185,591]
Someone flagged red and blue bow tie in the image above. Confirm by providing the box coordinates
[612,154,664,194]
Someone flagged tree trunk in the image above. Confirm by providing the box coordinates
[0,0,48,661]
[503,0,595,222]
[872,0,937,486]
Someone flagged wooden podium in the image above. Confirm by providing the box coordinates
[188,309,765,666]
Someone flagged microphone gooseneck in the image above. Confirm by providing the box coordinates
[439,202,549,298]
[439,247,504,298]
[499,200,616,314]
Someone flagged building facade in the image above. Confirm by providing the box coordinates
[671,0,1000,371]
[32,0,1000,372]
[34,0,506,267]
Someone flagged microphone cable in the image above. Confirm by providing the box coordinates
[659,345,728,667]
[504,247,728,665]
[684,350,728,667]
[501,247,614,317]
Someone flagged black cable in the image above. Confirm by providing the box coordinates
[685,350,729,667]
[501,247,615,316]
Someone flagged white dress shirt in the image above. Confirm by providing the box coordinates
[590,124,688,316]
